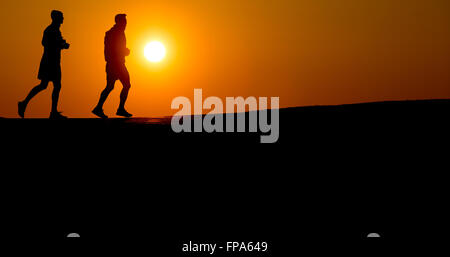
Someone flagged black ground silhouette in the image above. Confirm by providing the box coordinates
[2,99,449,254]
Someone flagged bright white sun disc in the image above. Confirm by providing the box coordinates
[144,41,166,62]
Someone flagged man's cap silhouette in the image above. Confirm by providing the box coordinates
[115,14,127,24]
[51,10,63,21]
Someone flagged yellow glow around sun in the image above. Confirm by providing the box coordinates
[144,41,166,62]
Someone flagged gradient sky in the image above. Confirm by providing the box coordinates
[0,0,449,118]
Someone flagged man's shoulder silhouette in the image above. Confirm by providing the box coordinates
[104,26,119,48]
[42,24,62,47]
[44,24,60,35]
[105,25,119,38]
[104,25,126,64]
[105,26,113,37]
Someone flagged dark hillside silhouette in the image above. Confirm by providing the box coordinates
[2,99,449,253]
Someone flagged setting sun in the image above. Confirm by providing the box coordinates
[144,41,166,63]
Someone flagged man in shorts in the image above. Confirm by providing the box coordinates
[92,14,133,118]
[18,10,70,119]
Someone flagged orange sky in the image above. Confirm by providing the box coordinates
[0,0,449,118]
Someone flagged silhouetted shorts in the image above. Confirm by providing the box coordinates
[38,61,61,82]
[106,62,130,83]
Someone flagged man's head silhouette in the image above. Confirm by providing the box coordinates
[51,10,64,25]
[115,14,127,30]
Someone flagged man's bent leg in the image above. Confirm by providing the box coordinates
[23,80,49,106]
[19,80,49,118]
[95,78,116,110]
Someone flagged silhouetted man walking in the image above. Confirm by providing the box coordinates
[18,10,70,119]
[92,14,133,118]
